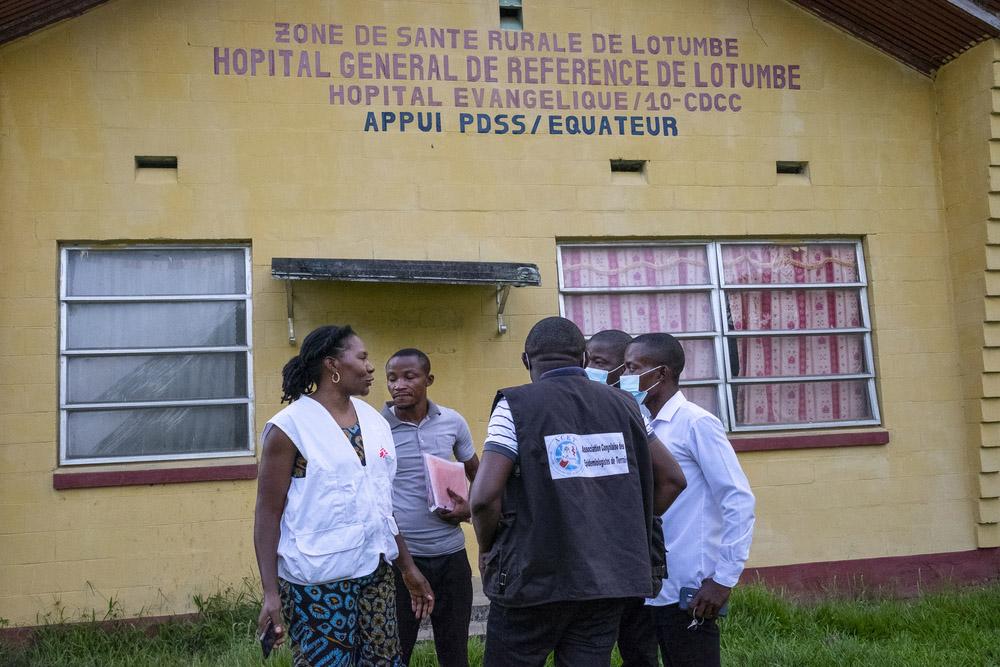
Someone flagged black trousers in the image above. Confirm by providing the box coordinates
[484,597,627,667]
[616,598,659,667]
[650,603,721,667]
[394,548,473,667]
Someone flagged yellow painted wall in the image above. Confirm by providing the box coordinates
[0,0,986,625]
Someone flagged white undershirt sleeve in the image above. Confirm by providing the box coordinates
[483,398,518,461]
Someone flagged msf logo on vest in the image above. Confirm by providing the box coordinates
[544,432,630,480]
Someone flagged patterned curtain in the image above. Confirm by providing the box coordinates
[723,244,871,426]
[560,246,719,412]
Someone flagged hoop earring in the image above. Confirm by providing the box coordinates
[331,371,341,384]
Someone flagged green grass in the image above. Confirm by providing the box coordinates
[3,583,1000,666]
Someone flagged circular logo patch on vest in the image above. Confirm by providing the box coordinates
[549,436,583,473]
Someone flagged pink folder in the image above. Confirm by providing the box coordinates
[423,453,468,512]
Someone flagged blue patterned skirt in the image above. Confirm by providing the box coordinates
[279,559,401,667]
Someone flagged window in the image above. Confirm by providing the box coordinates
[59,246,254,464]
[557,241,879,431]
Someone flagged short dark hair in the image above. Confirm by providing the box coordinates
[587,329,632,362]
[524,316,586,361]
[387,348,431,373]
[629,333,685,382]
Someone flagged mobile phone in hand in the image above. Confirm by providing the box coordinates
[678,586,729,617]
[259,619,278,659]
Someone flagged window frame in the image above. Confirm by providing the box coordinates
[58,244,255,465]
[556,239,880,432]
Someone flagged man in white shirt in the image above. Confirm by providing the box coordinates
[585,328,661,667]
[622,333,755,667]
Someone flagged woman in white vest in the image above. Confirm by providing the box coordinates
[254,324,435,666]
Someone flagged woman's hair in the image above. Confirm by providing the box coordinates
[280,325,356,402]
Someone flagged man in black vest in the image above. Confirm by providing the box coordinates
[470,317,686,667]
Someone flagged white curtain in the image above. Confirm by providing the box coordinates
[63,248,250,460]
[66,248,246,296]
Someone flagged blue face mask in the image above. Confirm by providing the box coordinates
[585,363,623,385]
[618,367,663,405]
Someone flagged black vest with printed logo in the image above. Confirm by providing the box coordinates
[482,366,657,607]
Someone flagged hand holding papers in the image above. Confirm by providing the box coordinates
[423,453,469,517]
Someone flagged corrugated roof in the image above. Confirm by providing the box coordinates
[1,0,998,77]
[788,0,1000,75]
[0,0,109,46]
[976,0,1000,14]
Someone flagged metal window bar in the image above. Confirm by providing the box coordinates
[560,285,715,294]
[727,373,875,385]
[723,327,871,337]
[718,282,867,290]
[64,398,252,411]
[61,294,252,302]
[65,448,253,467]
[855,241,880,425]
[588,331,718,340]
[706,248,730,429]
[724,413,880,433]
[63,346,252,356]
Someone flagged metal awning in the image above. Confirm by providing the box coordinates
[272,257,541,342]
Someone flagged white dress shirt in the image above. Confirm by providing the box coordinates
[647,391,756,606]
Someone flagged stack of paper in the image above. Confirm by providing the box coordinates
[423,453,468,512]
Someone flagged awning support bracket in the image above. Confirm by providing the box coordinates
[285,281,513,341]
[285,280,296,345]
[274,259,540,342]
[496,284,511,335]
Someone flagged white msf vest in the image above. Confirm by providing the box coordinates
[266,395,399,585]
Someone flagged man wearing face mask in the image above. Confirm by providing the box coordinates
[584,329,632,387]
[470,317,686,667]
[622,333,755,667]
[585,329,662,667]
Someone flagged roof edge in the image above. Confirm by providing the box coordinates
[0,0,110,47]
